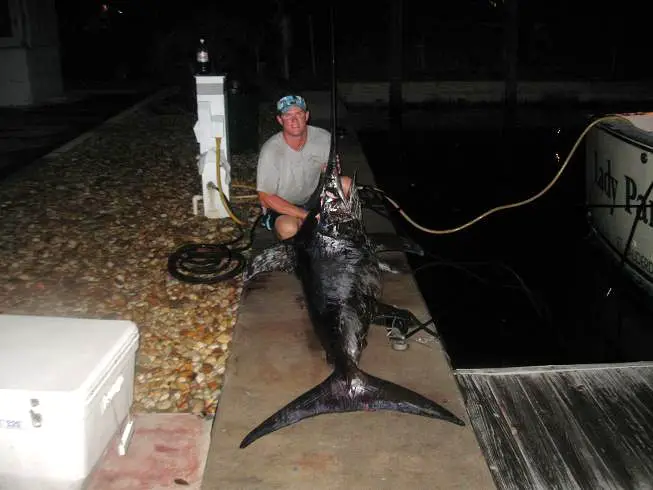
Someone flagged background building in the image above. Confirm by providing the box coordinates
[0,0,62,106]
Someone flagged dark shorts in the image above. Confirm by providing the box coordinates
[260,210,282,231]
[260,205,311,231]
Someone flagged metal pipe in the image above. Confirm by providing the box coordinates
[328,4,338,164]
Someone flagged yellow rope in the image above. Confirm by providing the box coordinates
[210,113,637,232]
[214,137,252,226]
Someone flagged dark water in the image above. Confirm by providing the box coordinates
[356,109,653,369]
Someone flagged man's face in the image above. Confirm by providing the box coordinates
[277,107,309,137]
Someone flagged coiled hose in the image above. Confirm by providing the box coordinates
[167,214,261,284]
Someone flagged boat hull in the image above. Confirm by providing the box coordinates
[585,113,653,298]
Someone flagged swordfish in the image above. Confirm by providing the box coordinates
[240,153,465,449]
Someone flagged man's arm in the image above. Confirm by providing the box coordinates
[259,192,309,221]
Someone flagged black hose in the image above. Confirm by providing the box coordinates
[167,214,262,284]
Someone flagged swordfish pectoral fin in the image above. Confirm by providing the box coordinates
[244,242,296,282]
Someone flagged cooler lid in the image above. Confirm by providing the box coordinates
[0,315,139,393]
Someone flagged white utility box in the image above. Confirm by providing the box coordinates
[193,74,232,219]
[0,315,140,490]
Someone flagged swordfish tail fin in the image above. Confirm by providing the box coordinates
[239,367,465,449]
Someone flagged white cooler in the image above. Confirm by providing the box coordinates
[0,315,140,490]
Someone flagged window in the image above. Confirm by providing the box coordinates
[0,0,12,38]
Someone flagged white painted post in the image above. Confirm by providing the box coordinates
[192,75,231,219]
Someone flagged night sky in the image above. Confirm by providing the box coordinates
[52,0,653,87]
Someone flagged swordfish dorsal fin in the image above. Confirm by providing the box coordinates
[245,242,296,282]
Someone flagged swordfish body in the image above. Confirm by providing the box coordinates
[240,155,465,449]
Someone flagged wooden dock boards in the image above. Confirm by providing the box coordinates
[455,363,653,489]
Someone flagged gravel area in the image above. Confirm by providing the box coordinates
[0,91,276,416]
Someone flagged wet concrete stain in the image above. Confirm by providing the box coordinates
[86,416,204,490]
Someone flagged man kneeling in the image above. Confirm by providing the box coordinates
[256,94,351,240]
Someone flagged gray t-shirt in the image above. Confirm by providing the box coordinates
[256,125,331,205]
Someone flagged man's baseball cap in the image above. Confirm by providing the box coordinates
[277,95,307,113]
